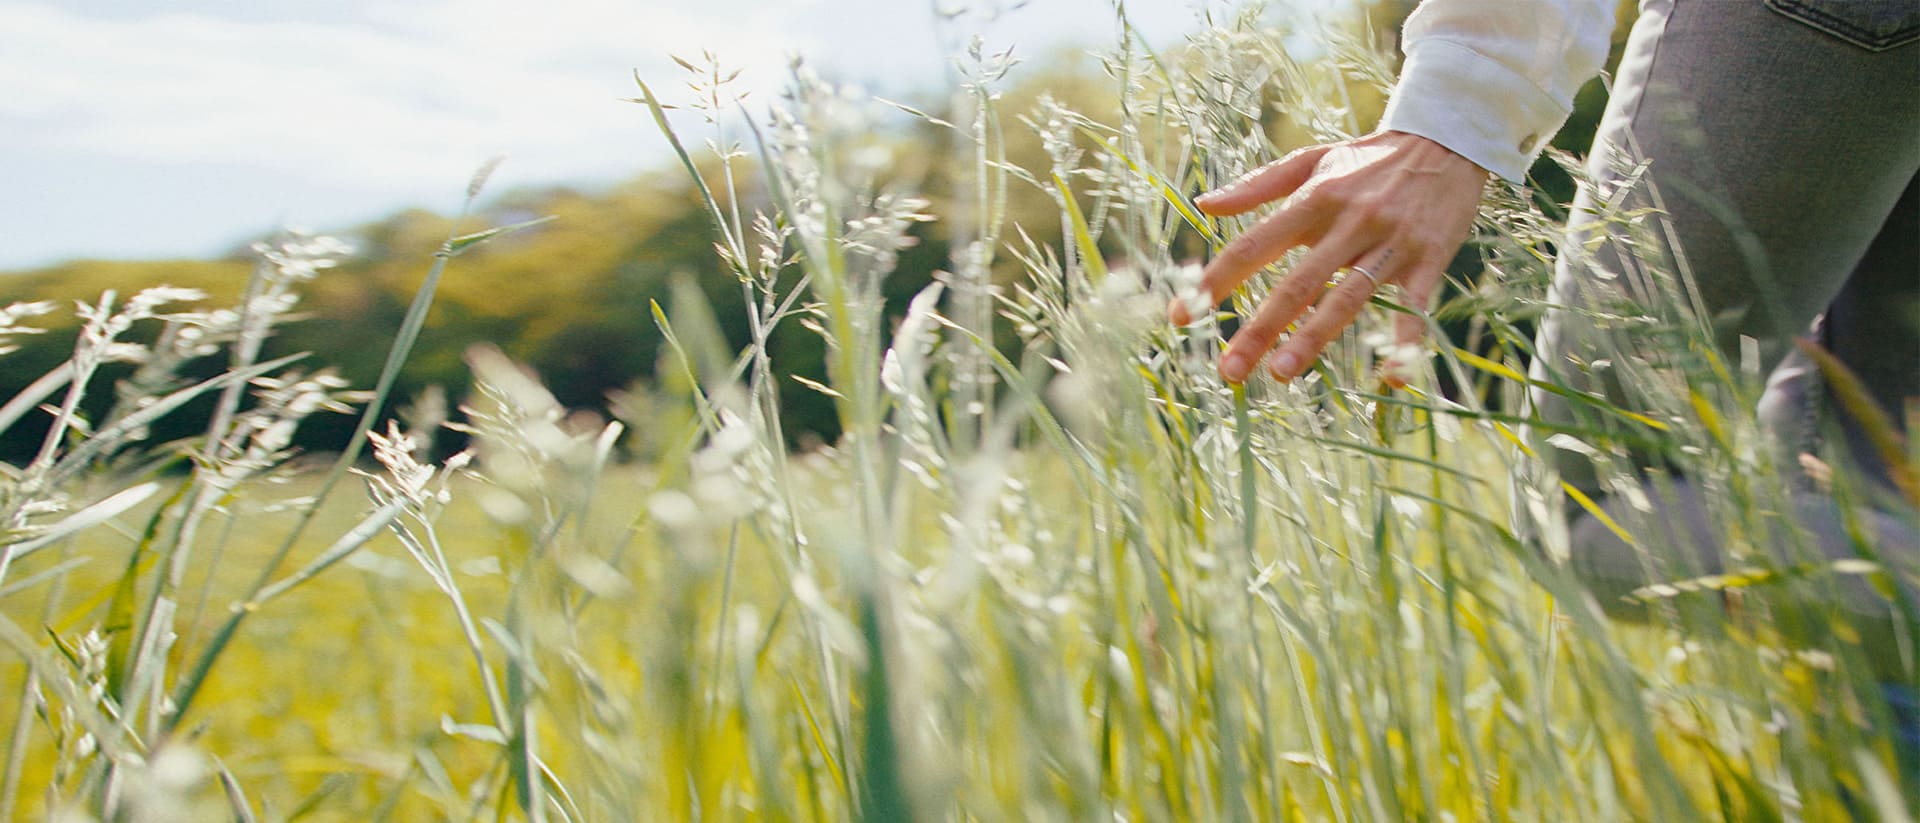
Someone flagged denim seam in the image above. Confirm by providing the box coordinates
[1762,0,1920,51]
[1802,317,1832,491]
[1802,357,1826,490]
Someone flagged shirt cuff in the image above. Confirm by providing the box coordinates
[1378,38,1572,183]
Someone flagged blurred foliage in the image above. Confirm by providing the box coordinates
[0,3,1628,463]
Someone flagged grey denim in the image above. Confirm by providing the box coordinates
[1527,0,1920,619]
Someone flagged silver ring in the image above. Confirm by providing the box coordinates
[1351,264,1382,288]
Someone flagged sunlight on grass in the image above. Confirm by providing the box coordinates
[1,4,1913,821]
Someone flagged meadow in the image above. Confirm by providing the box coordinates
[1,6,1915,821]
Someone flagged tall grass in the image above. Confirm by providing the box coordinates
[2,3,1913,820]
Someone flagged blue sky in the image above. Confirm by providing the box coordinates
[0,0,1351,270]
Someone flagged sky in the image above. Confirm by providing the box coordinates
[0,0,1274,270]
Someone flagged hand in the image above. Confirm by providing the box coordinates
[1172,130,1488,386]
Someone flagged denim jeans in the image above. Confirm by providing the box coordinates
[1527,0,1919,584]
[1525,0,1920,759]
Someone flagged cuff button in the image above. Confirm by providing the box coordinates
[1518,133,1540,154]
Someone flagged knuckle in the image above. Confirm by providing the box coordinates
[1300,181,1344,211]
[1323,291,1367,319]
[1212,233,1255,264]
[1251,214,1296,246]
[1391,229,1430,256]
[1210,244,1258,279]
[1349,199,1387,231]
[1238,330,1280,357]
[1376,202,1414,230]
[1275,274,1322,306]
[1406,227,1454,258]
[1204,249,1238,277]
[1400,279,1434,305]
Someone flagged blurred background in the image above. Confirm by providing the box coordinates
[0,0,1620,462]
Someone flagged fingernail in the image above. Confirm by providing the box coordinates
[1197,173,1247,203]
[1220,352,1250,383]
[1269,352,1300,381]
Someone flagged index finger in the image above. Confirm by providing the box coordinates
[1169,200,1319,325]
[1195,145,1330,216]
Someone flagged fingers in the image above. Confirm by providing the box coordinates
[1381,273,1438,389]
[1216,231,1371,382]
[1194,145,1330,216]
[1174,132,1488,384]
[1390,276,1434,351]
[1261,246,1413,382]
[1217,269,1327,383]
[1170,203,1319,326]
[1172,146,1347,326]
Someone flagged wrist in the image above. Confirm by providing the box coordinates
[1368,131,1494,188]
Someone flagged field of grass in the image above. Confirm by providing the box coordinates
[2,6,1914,822]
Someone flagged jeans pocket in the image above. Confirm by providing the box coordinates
[1764,0,1920,50]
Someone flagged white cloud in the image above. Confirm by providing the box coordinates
[0,0,1218,267]
[0,0,815,191]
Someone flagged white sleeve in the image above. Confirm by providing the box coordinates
[1377,0,1616,182]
